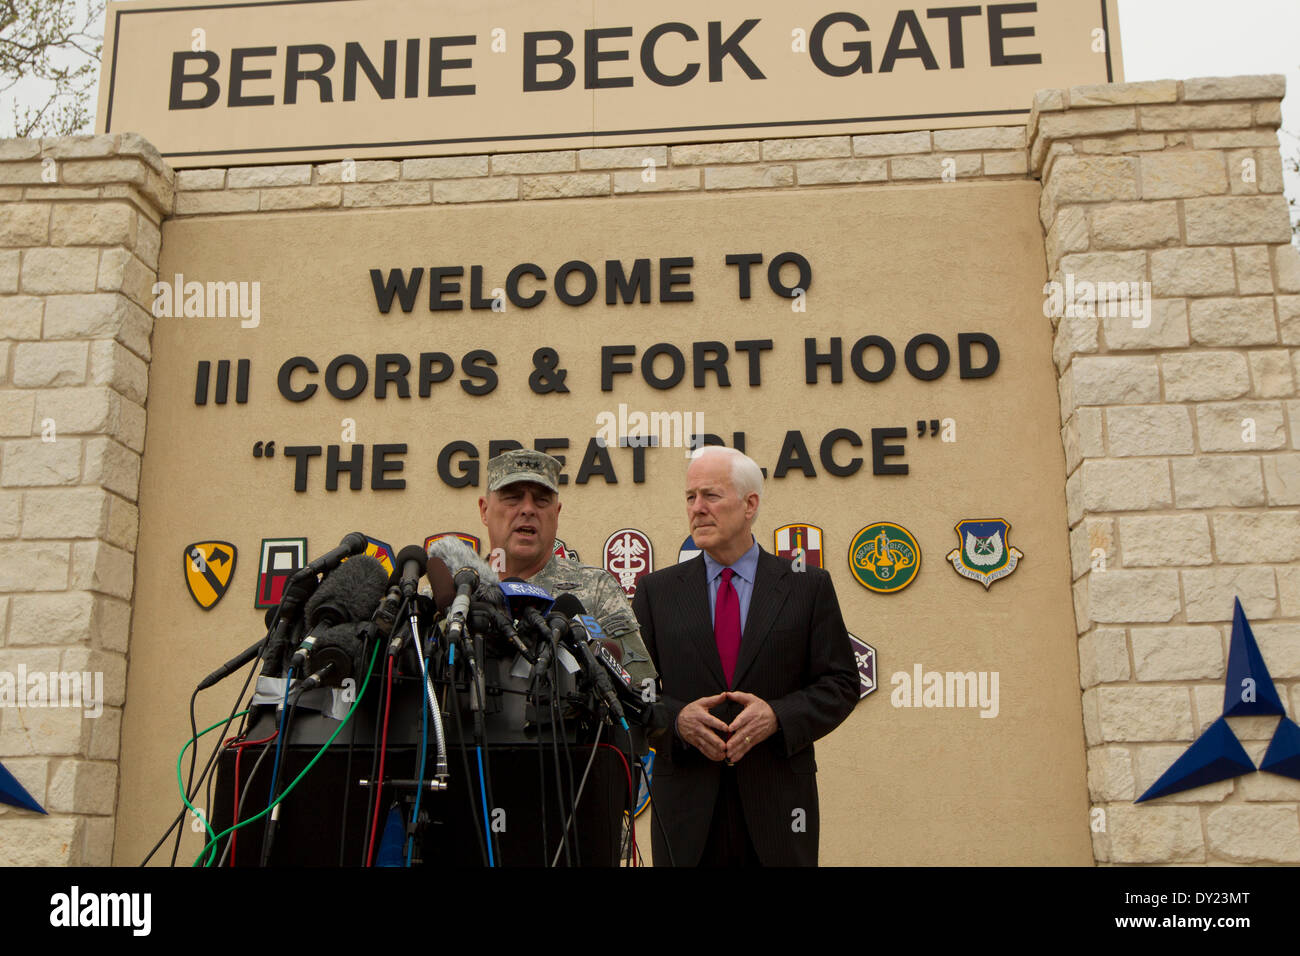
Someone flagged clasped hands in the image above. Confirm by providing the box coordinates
[675,691,776,763]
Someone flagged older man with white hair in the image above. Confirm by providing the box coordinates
[632,446,858,866]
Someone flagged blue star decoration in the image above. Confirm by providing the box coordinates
[0,759,46,814]
[1138,598,1300,802]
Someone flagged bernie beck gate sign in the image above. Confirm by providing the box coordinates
[97,0,1123,167]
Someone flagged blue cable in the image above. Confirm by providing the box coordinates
[406,653,430,867]
[265,666,294,814]
[476,746,495,867]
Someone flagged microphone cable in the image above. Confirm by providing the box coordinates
[550,721,605,867]
[220,728,278,867]
[338,626,374,866]
[405,642,431,867]
[596,739,635,867]
[258,665,297,866]
[175,708,252,857]
[363,656,396,866]
[446,663,489,866]
[191,636,383,866]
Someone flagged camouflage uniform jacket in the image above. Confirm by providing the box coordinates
[527,553,658,687]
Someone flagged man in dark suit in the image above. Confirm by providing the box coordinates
[631,447,859,866]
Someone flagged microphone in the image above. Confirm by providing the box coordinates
[390,544,428,601]
[302,531,370,578]
[553,593,628,725]
[426,535,486,648]
[480,579,543,661]
[291,555,388,672]
[258,568,322,676]
[292,623,365,697]
[425,556,456,614]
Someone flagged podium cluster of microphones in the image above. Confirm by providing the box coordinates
[150,532,657,869]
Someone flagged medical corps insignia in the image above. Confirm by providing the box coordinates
[184,541,237,610]
[775,523,823,569]
[945,519,1023,589]
[848,522,920,593]
[603,529,653,597]
[847,632,877,699]
[256,538,305,608]
[424,532,481,555]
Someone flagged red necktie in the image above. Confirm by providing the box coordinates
[715,567,741,687]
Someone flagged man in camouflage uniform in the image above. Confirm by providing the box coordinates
[478,449,656,687]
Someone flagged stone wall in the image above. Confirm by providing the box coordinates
[1031,75,1300,864]
[0,134,173,864]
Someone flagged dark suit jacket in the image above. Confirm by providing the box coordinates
[631,546,859,866]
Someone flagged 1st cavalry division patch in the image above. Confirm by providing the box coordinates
[848,523,920,593]
[946,519,1023,589]
[184,541,237,610]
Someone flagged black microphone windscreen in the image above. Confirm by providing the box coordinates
[553,592,587,619]
[312,622,366,683]
[389,544,429,587]
[426,557,456,612]
[305,554,388,627]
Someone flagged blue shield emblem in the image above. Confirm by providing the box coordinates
[945,518,1023,589]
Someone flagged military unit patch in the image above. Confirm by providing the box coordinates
[847,632,878,699]
[848,522,921,593]
[425,532,481,555]
[945,519,1023,589]
[361,535,396,576]
[775,523,823,569]
[553,537,579,561]
[184,540,237,610]
[255,537,305,608]
[603,528,653,597]
[677,535,701,563]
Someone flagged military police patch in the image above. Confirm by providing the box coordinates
[847,632,877,699]
[775,523,823,569]
[256,538,305,608]
[603,528,653,597]
[184,541,237,610]
[848,522,920,593]
[945,519,1023,590]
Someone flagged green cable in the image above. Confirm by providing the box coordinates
[193,638,382,867]
[175,708,252,855]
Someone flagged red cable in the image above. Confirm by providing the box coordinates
[364,657,395,866]
[228,731,278,866]
[597,742,636,866]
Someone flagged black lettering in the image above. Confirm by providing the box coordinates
[585,26,633,89]
[370,268,424,313]
[773,431,816,478]
[405,38,419,97]
[469,265,495,310]
[871,427,908,475]
[284,445,322,492]
[195,360,210,405]
[820,428,863,477]
[325,354,368,399]
[372,444,407,490]
[576,437,617,484]
[284,45,335,104]
[708,19,765,82]
[734,339,772,386]
[926,6,981,68]
[460,350,498,395]
[988,3,1042,66]
[805,337,842,384]
[660,256,693,302]
[693,342,729,388]
[438,440,478,488]
[850,335,896,382]
[506,263,546,308]
[642,343,685,390]
[228,47,277,107]
[344,39,397,101]
[278,356,318,402]
[326,443,364,491]
[374,353,410,399]
[489,439,524,460]
[523,31,576,91]
[809,12,871,76]
[555,260,597,306]
[641,22,700,86]
[429,35,476,96]
[726,252,763,298]
[904,333,949,380]
[767,251,811,297]
[630,442,647,483]
[170,51,221,109]
[430,266,464,311]
[880,11,939,72]
[606,258,651,304]
[418,353,454,395]
[601,345,636,391]
[958,332,1000,378]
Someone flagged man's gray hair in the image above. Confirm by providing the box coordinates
[689,445,764,518]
